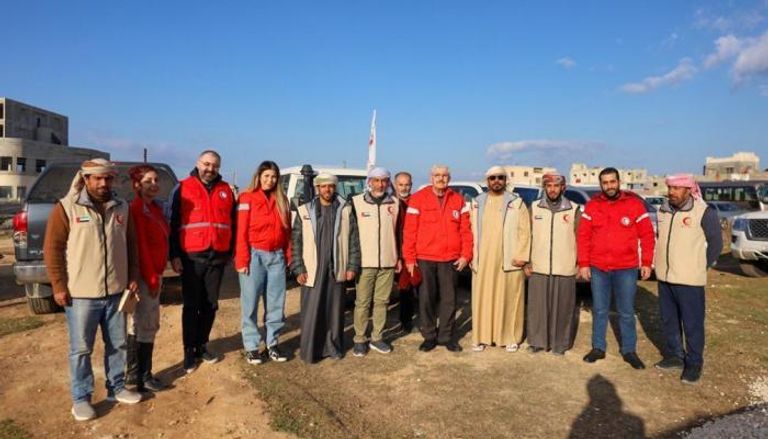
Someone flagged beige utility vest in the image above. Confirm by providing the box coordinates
[297,197,352,288]
[352,194,399,268]
[655,198,709,286]
[470,192,526,272]
[530,201,579,276]
[59,190,130,298]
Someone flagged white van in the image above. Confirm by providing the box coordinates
[280,165,368,209]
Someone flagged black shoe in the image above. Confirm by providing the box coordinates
[401,322,413,333]
[655,357,684,371]
[419,340,437,352]
[183,348,198,374]
[268,346,288,363]
[245,350,263,365]
[527,346,545,354]
[583,348,606,363]
[681,365,702,384]
[622,352,646,370]
[352,342,369,357]
[370,340,393,354]
[443,342,462,353]
[197,344,221,364]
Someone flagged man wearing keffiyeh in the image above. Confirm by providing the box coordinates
[653,173,722,384]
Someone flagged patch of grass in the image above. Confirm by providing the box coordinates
[0,419,31,439]
[0,316,45,338]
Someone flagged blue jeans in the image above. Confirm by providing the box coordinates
[590,267,638,354]
[65,294,126,403]
[238,248,287,351]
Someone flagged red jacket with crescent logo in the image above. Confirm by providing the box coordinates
[576,191,655,271]
[234,189,291,270]
[178,176,235,253]
[402,186,473,264]
[130,197,170,292]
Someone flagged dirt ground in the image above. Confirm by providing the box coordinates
[1,233,767,438]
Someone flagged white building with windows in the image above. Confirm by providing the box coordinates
[0,97,108,202]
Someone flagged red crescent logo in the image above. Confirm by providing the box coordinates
[563,214,570,223]
[682,217,692,226]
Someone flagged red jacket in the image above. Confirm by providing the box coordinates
[130,198,170,292]
[234,189,291,270]
[577,191,655,271]
[402,186,473,264]
[178,176,234,253]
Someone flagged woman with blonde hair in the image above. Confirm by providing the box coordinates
[235,160,291,364]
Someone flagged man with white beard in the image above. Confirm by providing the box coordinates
[351,167,401,356]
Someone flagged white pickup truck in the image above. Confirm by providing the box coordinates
[731,211,768,277]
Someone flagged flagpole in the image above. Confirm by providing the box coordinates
[367,109,377,172]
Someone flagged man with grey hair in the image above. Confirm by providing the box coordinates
[351,167,401,356]
[169,150,236,373]
[44,158,142,421]
[403,165,473,352]
[291,173,361,363]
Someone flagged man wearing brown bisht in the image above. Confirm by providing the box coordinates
[524,173,581,355]
[469,166,530,352]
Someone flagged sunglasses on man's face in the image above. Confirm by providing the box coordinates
[488,175,506,181]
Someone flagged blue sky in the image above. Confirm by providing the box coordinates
[2,0,768,185]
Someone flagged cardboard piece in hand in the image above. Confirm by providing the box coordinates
[118,289,139,314]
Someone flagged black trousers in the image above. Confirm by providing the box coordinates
[417,260,458,344]
[181,258,224,350]
[399,285,417,326]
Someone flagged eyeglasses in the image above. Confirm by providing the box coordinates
[488,175,506,181]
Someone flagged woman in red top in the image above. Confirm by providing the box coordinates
[235,161,291,364]
[126,165,170,392]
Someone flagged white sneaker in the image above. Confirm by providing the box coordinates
[505,343,519,353]
[71,401,96,421]
[107,388,142,404]
[472,344,486,352]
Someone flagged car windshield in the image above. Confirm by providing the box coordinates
[715,203,741,212]
[291,174,367,202]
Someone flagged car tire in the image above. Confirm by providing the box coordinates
[739,261,768,278]
[27,296,62,314]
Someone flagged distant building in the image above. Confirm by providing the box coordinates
[703,152,761,181]
[0,97,108,201]
[569,163,648,190]
[504,165,558,186]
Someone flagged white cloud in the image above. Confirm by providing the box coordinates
[662,32,679,47]
[704,34,744,68]
[694,7,765,32]
[556,57,576,69]
[732,30,768,83]
[486,139,605,161]
[702,30,768,85]
[82,132,191,168]
[620,58,697,94]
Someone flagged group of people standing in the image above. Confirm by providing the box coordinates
[45,150,723,423]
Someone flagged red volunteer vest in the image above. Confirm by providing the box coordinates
[179,176,234,252]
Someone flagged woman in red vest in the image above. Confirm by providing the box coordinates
[235,161,291,364]
[126,165,170,392]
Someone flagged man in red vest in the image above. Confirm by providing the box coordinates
[169,150,236,373]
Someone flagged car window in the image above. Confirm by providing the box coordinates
[27,164,177,204]
[337,176,366,199]
[564,190,587,205]
[450,185,479,202]
[512,187,540,206]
